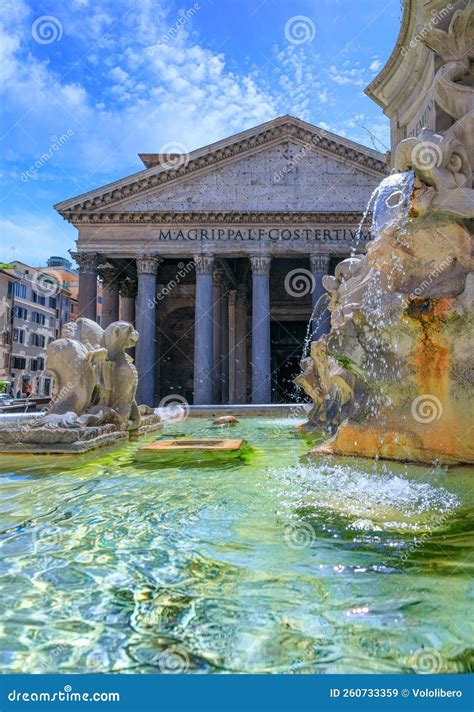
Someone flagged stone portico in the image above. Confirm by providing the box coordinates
[55,116,387,405]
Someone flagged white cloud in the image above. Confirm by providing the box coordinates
[0,0,389,263]
[369,58,383,72]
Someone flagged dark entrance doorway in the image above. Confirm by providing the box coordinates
[271,321,309,403]
[158,306,195,404]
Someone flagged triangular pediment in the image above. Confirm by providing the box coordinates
[54,116,387,219]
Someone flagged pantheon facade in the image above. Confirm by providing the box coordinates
[55,116,387,406]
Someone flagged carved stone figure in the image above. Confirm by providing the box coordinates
[101,321,140,431]
[0,319,161,453]
[45,317,108,417]
[298,3,474,464]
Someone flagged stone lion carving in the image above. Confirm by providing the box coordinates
[100,321,140,431]
[45,317,108,417]
[41,318,139,432]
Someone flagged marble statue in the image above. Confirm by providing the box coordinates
[297,3,474,464]
[0,319,161,453]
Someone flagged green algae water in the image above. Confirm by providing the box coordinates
[0,417,472,674]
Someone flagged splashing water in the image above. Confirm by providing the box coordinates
[273,459,460,533]
[302,292,330,359]
[372,171,414,238]
[350,183,381,258]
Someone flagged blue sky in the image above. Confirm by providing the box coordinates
[1,0,401,265]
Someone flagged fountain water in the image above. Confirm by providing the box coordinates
[295,6,473,464]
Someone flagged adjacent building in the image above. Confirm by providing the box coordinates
[0,259,79,397]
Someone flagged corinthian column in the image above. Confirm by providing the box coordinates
[119,277,137,325]
[309,254,330,339]
[250,255,271,404]
[98,263,120,328]
[235,284,248,404]
[71,252,98,321]
[220,279,230,403]
[212,268,224,404]
[135,255,161,407]
[193,254,214,405]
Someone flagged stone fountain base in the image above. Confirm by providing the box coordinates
[0,424,130,455]
[0,406,163,455]
[312,420,474,466]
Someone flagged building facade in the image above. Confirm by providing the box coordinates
[55,116,387,405]
[0,259,80,397]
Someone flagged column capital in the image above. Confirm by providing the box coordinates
[310,254,330,272]
[212,267,225,287]
[70,251,98,274]
[250,254,271,276]
[236,283,248,306]
[98,262,121,285]
[193,254,214,276]
[119,276,137,298]
[136,254,162,275]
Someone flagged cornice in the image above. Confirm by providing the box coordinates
[67,210,368,226]
[55,119,387,218]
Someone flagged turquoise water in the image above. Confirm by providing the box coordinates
[0,417,472,674]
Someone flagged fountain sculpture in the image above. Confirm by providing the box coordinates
[0,318,161,453]
[297,4,473,465]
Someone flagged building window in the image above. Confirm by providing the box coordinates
[12,356,26,369]
[43,378,51,396]
[31,311,46,326]
[49,296,57,309]
[30,359,38,372]
[37,357,45,370]
[32,292,46,306]
[13,328,25,344]
[31,333,45,348]
[13,305,28,320]
[97,296,103,304]
[8,282,27,299]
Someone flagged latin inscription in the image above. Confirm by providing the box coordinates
[154,228,371,242]
[407,98,435,138]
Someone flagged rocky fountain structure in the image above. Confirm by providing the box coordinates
[296,3,473,465]
[0,319,161,453]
